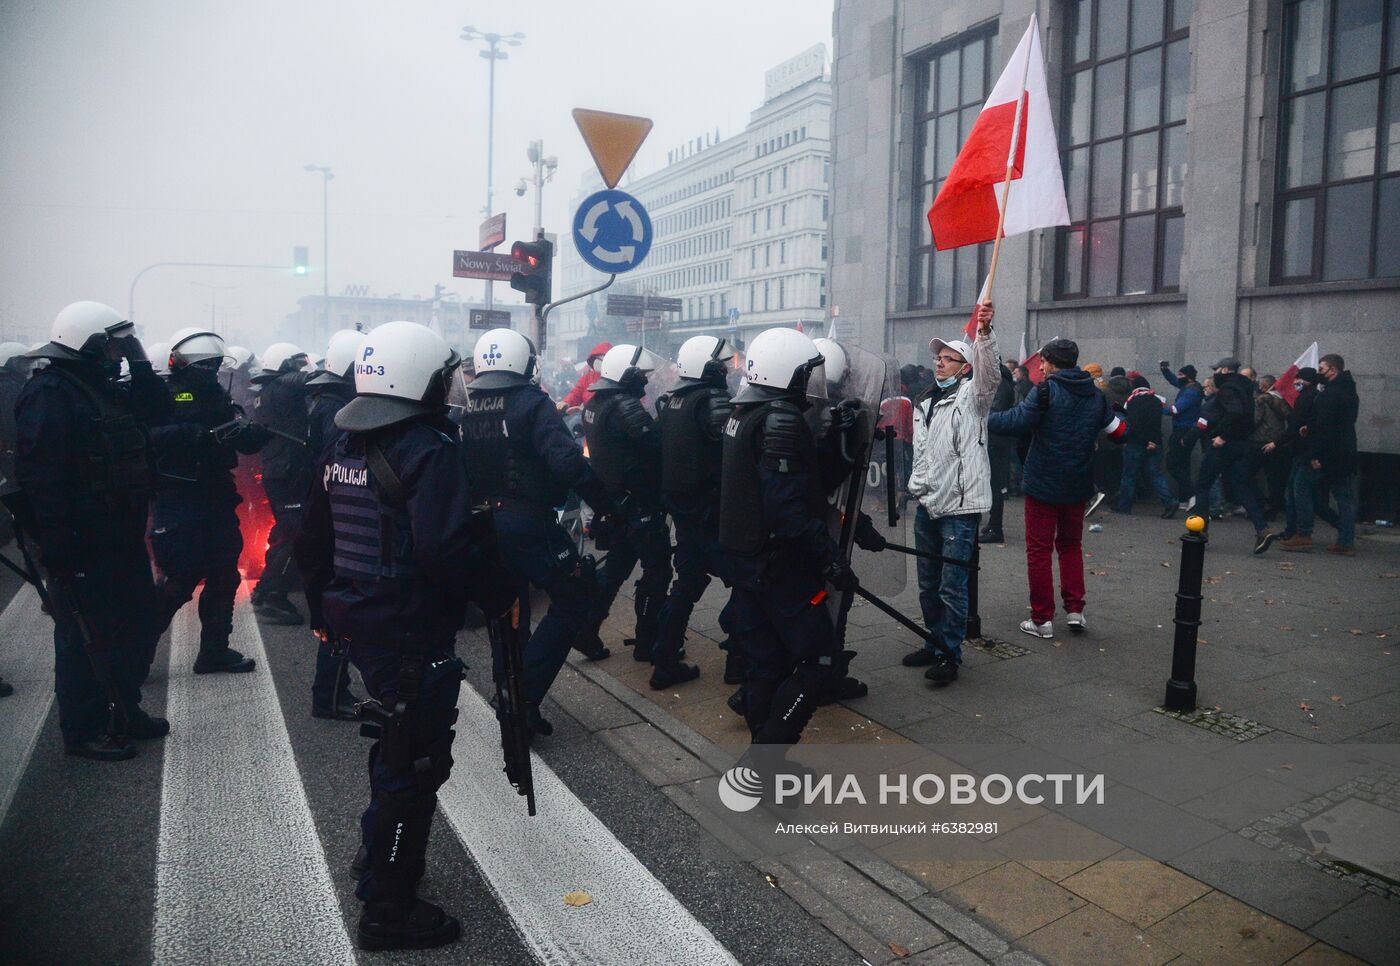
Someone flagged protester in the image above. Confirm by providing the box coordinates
[1159,361,1202,506]
[904,302,999,682]
[1117,374,1176,517]
[1274,367,1322,550]
[988,338,1128,639]
[1308,354,1360,555]
[1191,358,1276,554]
[1248,375,1291,520]
[557,341,611,412]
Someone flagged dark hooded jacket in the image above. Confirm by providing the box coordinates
[1307,371,1359,479]
[987,367,1123,505]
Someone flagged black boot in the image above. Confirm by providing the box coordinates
[356,899,460,951]
[571,633,610,662]
[722,649,749,685]
[629,638,653,662]
[649,662,700,690]
[979,527,1004,544]
[924,654,959,686]
[312,699,359,721]
[122,709,171,740]
[65,735,137,761]
[254,594,303,625]
[727,686,746,716]
[0,676,12,698]
[194,645,256,674]
[350,845,369,879]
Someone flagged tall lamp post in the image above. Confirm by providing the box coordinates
[304,164,334,339]
[461,25,524,310]
[190,281,236,335]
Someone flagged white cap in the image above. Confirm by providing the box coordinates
[930,337,972,364]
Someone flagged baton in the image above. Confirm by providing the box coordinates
[879,540,978,571]
[848,579,962,665]
[211,417,306,446]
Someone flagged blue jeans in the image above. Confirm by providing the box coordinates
[1196,440,1268,533]
[1284,458,1316,537]
[1117,442,1175,512]
[914,509,977,661]
[1315,474,1357,548]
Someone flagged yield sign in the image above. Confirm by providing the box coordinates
[572,108,653,189]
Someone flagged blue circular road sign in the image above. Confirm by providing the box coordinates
[572,189,652,274]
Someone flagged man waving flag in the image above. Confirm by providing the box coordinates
[928,15,1068,337]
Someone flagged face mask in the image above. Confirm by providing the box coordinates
[936,375,959,389]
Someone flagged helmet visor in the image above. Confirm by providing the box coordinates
[172,332,228,367]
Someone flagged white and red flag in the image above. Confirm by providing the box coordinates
[929,15,1069,339]
[1277,342,1319,406]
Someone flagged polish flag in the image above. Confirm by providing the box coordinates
[1018,330,1028,366]
[929,15,1069,253]
[1277,342,1319,406]
[1023,350,1045,384]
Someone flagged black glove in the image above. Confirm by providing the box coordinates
[854,513,887,552]
[235,421,272,449]
[829,398,861,432]
[1158,360,1171,370]
[824,561,858,593]
[112,334,148,363]
[589,512,617,551]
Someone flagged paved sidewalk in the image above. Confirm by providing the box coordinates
[539,506,1399,965]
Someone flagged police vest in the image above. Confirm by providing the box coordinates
[718,400,827,557]
[326,438,417,581]
[458,386,561,509]
[164,372,239,480]
[48,367,152,505]
[581,392,656,499]
[660,384,723,499]
[254,371,310,481]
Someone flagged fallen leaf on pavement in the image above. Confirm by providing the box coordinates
[1279,625,1294,631]
[1161,561,1171,568]
[764,874,779,888]
[1198,638,1209,645]
[1331,695,1342,702]
[1377,633,1389,639]
[888,942,912,958]
[564,891,593,907]
[1350,629,1364,636]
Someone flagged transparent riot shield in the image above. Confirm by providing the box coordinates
[808,342,909,605]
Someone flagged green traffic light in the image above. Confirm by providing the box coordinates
[295,266,307,275]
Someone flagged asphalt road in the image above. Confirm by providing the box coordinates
[0,567,857,966]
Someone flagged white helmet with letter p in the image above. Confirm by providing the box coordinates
[335,321,460,432]
[470,327,537,389]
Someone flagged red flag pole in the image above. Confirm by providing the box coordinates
[980,30,1035,305]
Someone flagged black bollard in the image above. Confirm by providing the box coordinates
[1164,515,1208,711]
[965,533,982,641]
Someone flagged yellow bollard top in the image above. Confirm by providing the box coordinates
[1185,515,1206,533]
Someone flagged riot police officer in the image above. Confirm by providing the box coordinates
[301,328,364,719]
[296,320,510,951]
[0,342,29,490]
[719,328,858,750]
[458,328,617,732]
[251,342,312,625]
[653,336,734,689]
[576,344,673,663]
[15,301,171,760]
[148,327,270,673]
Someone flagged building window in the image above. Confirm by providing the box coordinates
[763,281,770,310]
[821,197,828,221]
[750,248,757,270]
[765,244,772,267]
[782,165,789,189]
[780,240,787,264]
[1054,0,1191,299]
[767,171,774,193]
[1274,0,1400,282]
[781,203,788,226]
[779,278,786,309]
[766,208,773,229]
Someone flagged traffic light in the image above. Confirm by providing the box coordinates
[509,235,553,307]
[293,246,309,275]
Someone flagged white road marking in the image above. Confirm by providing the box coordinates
[152,599,355,965]
[439,686,739,966]
[0,587,54,827]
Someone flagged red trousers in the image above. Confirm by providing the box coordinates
[1024,495,1086,624]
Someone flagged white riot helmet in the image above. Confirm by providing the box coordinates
[147,341,173,376]
[223,345,253,371]
[335,321,460,433]
[592,343,663,393]
[31,300,133,362]
[306,329,363,386]
[169,327,228,370]
[735,327,826,404]
[0,341,30,371]
[812,338,848,387]
[260,342,307,374]
[675,335,729,383]
[470,328,537,390]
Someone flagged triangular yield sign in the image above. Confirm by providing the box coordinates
[572,108,653,189]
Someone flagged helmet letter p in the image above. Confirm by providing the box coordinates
[361,346,374,360]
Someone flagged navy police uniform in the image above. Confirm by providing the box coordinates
[303,372,359,713]
[655,377,735,671]
[578,383,672,659]
[456,378,615,722]
[14,356,170,749]
[297,412,511,915]
[252,368,313,608]
[148,362,269,671]
[720,396,847,745]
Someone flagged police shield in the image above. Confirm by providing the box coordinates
[808,341,908,601]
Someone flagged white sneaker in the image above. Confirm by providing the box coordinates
[1184,497,1196,511]
[1019,619,1054,639]
[1066,612,1087,633]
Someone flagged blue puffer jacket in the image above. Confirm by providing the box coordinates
[987,368,1123,505]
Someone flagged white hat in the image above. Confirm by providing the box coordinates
[930,337,972,364]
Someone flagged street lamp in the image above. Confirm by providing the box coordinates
[461,25,524,310]
[190,281,236,335]
[304,164,334,339]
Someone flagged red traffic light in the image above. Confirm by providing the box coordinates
[509,236,554,307]
[511,241,540,268]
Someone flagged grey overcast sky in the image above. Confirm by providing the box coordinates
[0,0,832,351]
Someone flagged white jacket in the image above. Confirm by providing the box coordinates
[908,329,1001,518]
